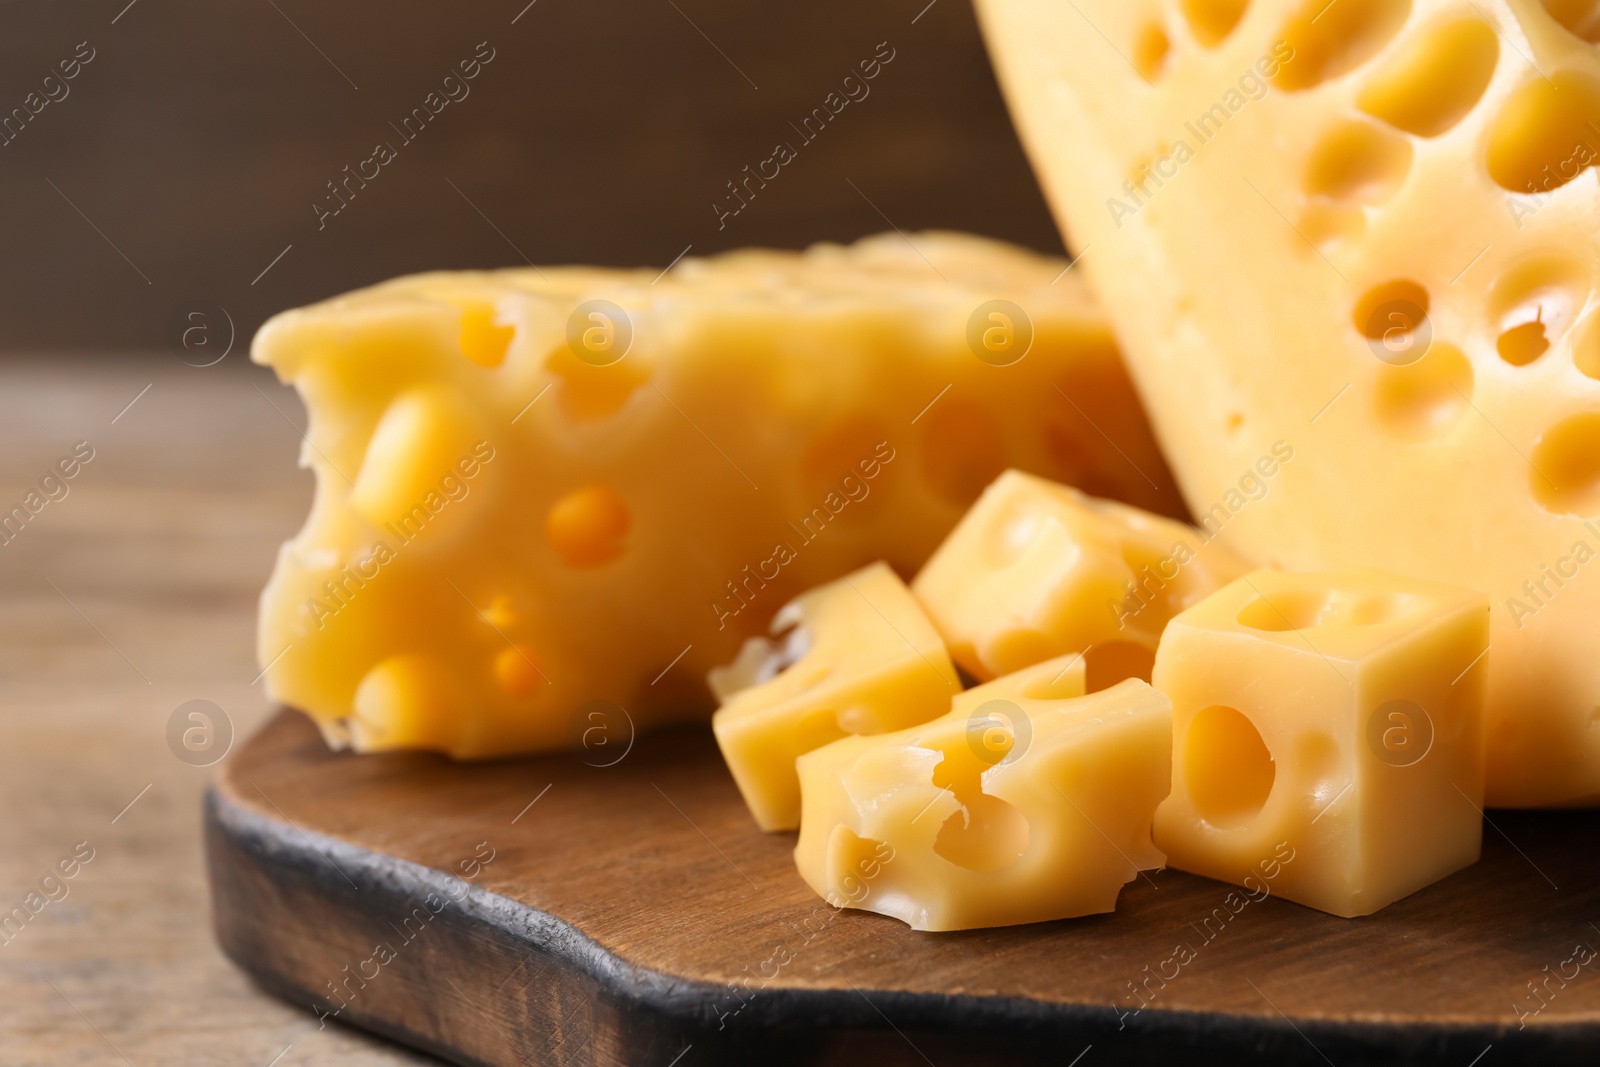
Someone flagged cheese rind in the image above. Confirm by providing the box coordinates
[794,656,1170,931]
[252,233,1183,757]
[912,470,1248,685]
[710,562,958,831]
[978,0,1600,805]
[1151,568,1488,917]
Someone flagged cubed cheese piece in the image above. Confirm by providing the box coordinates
[979,0,1600,805]
[252,232,1184,757]
[1152,568,1488,917]
[794,655,1170,931]
[710,562,958,831]
[912,470,1248,685]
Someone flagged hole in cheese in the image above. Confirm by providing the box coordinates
[1490,255,1591,367]
[1486,71,1600,195]
[1354,279,1430,341]
[1541,0,1600,42]
[1374,341,1473,438]
[353,654,461,749]
[1270,0,1413,92]
[1184,705,1274,829]
[1236,588,1412,630]
[1357,18,1499,137]
[494,646,543,697]
[1084,640,1156,692]
[457,301,515,368]
[1303,119,1413,202]
[933,793,1031,872]
[1237,589,1327,630]
[543,342,651,421]
[1531,412,1600,516]
[921,401,1008,506]
[546,484,631,567]
[985,501,1047,570]
[1180,0,1249,48]
[1133,22,1171,84]
[1498,320,1551,366]
[350,387,485,530]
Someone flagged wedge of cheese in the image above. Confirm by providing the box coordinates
[253,232,1182,756]
[980,0,1600,804]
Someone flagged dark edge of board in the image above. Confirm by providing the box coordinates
[204,780,1594,1066]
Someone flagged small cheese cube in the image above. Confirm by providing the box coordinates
[710,562,958,831]
[1152,568,1489,918]
[912,470,1248,686]
[253,233,1186,757]
[794,654,1170,931]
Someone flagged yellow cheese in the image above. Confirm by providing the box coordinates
[979,0,1600,804]
[709,562,958,831]
[252,232,1183,757]
[794,655,1170,931]
[913,469,1249,686]
[1152,567,1488,917]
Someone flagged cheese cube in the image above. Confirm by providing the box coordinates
[1152,568,1489,918]
[794,655,1170,931]
[252,232,1185,757]
[710,562,958,831]
[912,470,1248,685]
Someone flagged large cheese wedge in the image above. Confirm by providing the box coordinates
[252,232,1183,756]
[979,0,1600,804]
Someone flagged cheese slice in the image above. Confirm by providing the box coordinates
[710,561,958,831]
[979,0,1600,804]
[1152,567,1488,917]
[794,658,1169,931]
[913,469,1249,685]
[252,232,1183,756]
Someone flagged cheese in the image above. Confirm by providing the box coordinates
[978,0,1600,804]
[794,655,1170,931]
[1152,567,1488,916]
[913,469,1249,686]
[710,562,958,831]
[252,232,1183,757]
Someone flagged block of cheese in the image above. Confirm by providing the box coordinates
[977,1,1600,805]
[794,654,1170,930]
[913,469,1248,686]
[1152,568,1488,917]
[709,561,958,831]
[252,232,1183,757]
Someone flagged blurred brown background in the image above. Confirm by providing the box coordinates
[0,0,1064,352]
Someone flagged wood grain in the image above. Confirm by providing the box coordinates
[212,707,1600,1066]
[0,357,434,1066]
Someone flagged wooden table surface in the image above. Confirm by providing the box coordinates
[0,356,433,1065]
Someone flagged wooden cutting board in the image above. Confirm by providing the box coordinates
[207,709,1600,1066]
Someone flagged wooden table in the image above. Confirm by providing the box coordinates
[0,356,431,1065]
